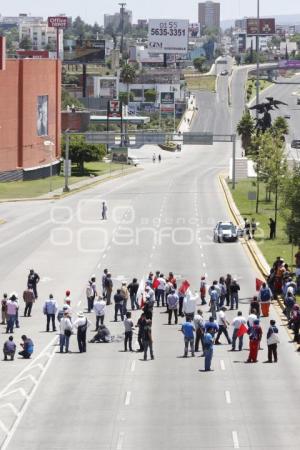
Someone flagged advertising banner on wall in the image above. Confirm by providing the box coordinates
[148,19,189,53]
[189,23,201,38]
[246,18,275,36]
[111,147,128,163]
[37,95,48,136]
[64,39,105,63]
[278,60,300,69]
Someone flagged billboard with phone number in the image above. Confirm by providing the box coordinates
[148,19,189,54]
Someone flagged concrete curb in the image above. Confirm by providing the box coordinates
[0,167,141,204]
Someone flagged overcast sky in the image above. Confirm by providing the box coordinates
[1,0,299,24]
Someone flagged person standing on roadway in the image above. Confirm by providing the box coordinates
[105,273,113,305]
[59,312,73,353]
[194,309,205,353]
[156,274,166,307]
[101,201,108,220]
[202,328,215,371]
[183,290,197,320]
[27,269,40,299]
[230,279,240,310]
[120,282,129,315]
[167,288,179,325]
[1,293,8,325]
[124,311,134,352]
[128,278,139,310]
[266,319,279,363]
[93,296,106,329]
[43,294,58,332]
[215,307,231,345]
[246,319,263,363]
[231,311,246,351]
[114,289,124,322]
[209,286,218,320]
[143,318,154,361]
[181,316,195,357]
[6,293,19,334]
[23,285,35,317]
[74,312,91,353]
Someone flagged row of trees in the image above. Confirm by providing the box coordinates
[237,110,300,244]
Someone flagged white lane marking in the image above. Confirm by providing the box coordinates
[117,431,125,450]
[199,245,202,249]
[201,253,204,258]
[0,420,8,434]
[1,388,29,400]
[0,403,19,416]
[103,254,106,259]
[77,300,82,306]
[220,360,226,370]
[97,263,101,269]
[225,390,231,404]
[131,361,136,372]
[202,262,206,268]
[232,431,239,449]
[125,391,131,406]
[107,246,111,251]
[205,272,208,278]
[0,219,50,249]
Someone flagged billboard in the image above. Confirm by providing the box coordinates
[189,23,201,38]
[64,39,105,63]
[48,16,68,29]
[148,19,189,54]
[108,100,122,118]
[111,147,128,163]
[246,18,275,36]
[160,91,175,116]
[37,95,48,136]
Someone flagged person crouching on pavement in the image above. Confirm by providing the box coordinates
[3,336,16,361]
[19,335,34,359]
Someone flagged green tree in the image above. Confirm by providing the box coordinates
[193,57,206,72]
[19,36,32,50]
[236,110,255,154]
[120,63,136,105]
[61,88,84,110]
[62,136,106,175]
[282,165,300,245]
[271,116,289,140]
[119,91,134,104]
[144,89,157,102]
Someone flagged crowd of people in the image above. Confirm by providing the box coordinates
[1,261,298,369]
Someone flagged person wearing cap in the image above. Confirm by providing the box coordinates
[266,319,279,363]
[73,312,91,353]
[27,269,40,299]
[246,318,262,363]
[215,307,231,345]
[1,293,8,325]
[6,294,19,334]
[93,296,106,330]
[43,294,58,332]
[59,312,73,353]
[3,336,16,361]
[23,285,35,317]
[167,288,179,325]
[229,279,240,310]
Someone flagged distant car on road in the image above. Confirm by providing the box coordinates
[220,70,228,76]
[297,98,300,105]
[127,157,140,166]
[291,140,300,149]
[213,221,239,243]
[284,114,291,119]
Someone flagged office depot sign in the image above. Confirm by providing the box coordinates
[48,16,68,29]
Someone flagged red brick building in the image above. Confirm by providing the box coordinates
[0,38,61,180]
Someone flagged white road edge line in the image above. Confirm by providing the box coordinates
[225,390,231,404]
[125,391,131,406]
[131,361,136,372]
[232,431,239,449]
[220,360,226,370]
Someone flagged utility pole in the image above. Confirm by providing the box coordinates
[255,0,260,119]
[119,2,126,57]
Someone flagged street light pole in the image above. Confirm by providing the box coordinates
[44,140,54,192]
[63,132,70,192]
[119,2,126,57]
[256,0,260,119]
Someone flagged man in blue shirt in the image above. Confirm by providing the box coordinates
[203,329,214,371]
[204,316,219,335]
[181,317,195,357]
[19,335,34,359]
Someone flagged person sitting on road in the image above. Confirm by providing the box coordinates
[89,325,112,343]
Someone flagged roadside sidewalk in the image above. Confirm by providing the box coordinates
[178,95,197,133]
[0,166,141,203]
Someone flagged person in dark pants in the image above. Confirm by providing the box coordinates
[27,269,40,299]
[136,312,146,352]
[143,318,154,360]
[215,307,232,345]
[266,320,279,363]
[167,289,179,325]
[19,335,34,359]
[23,285,35,317]
[74,312,91,353]
[114,289,124,322]
[43,294,58,332]
[128,278,140,310]
[124,312,134,352]
[269,218,276,240]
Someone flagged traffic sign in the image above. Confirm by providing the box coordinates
[183,133,213,145]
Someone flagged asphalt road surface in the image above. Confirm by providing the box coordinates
[0,141,300,449]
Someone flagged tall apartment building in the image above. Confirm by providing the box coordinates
[19,20,63,51]
[104,8,132,31]
[198,2,220,30]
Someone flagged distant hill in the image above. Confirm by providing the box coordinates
[221,14,300,30]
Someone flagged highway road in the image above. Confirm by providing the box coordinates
[0,139,300,449]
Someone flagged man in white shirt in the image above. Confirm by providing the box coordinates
[215,307,231,345]
[183,290,197,320]
[156,274,166,307]
[93,297,106,330]
[247,311,258,329]
[194,309,205,353]
[231,311,247,351]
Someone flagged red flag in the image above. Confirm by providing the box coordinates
[152,278,159,289]
[237,323,248,337]
[256,278,264,292]
[179,280,190,294]
[140,294,145,308]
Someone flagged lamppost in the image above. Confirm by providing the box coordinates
[44,140,54,192]
[255,0,260,119]
[119,2,126,57]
